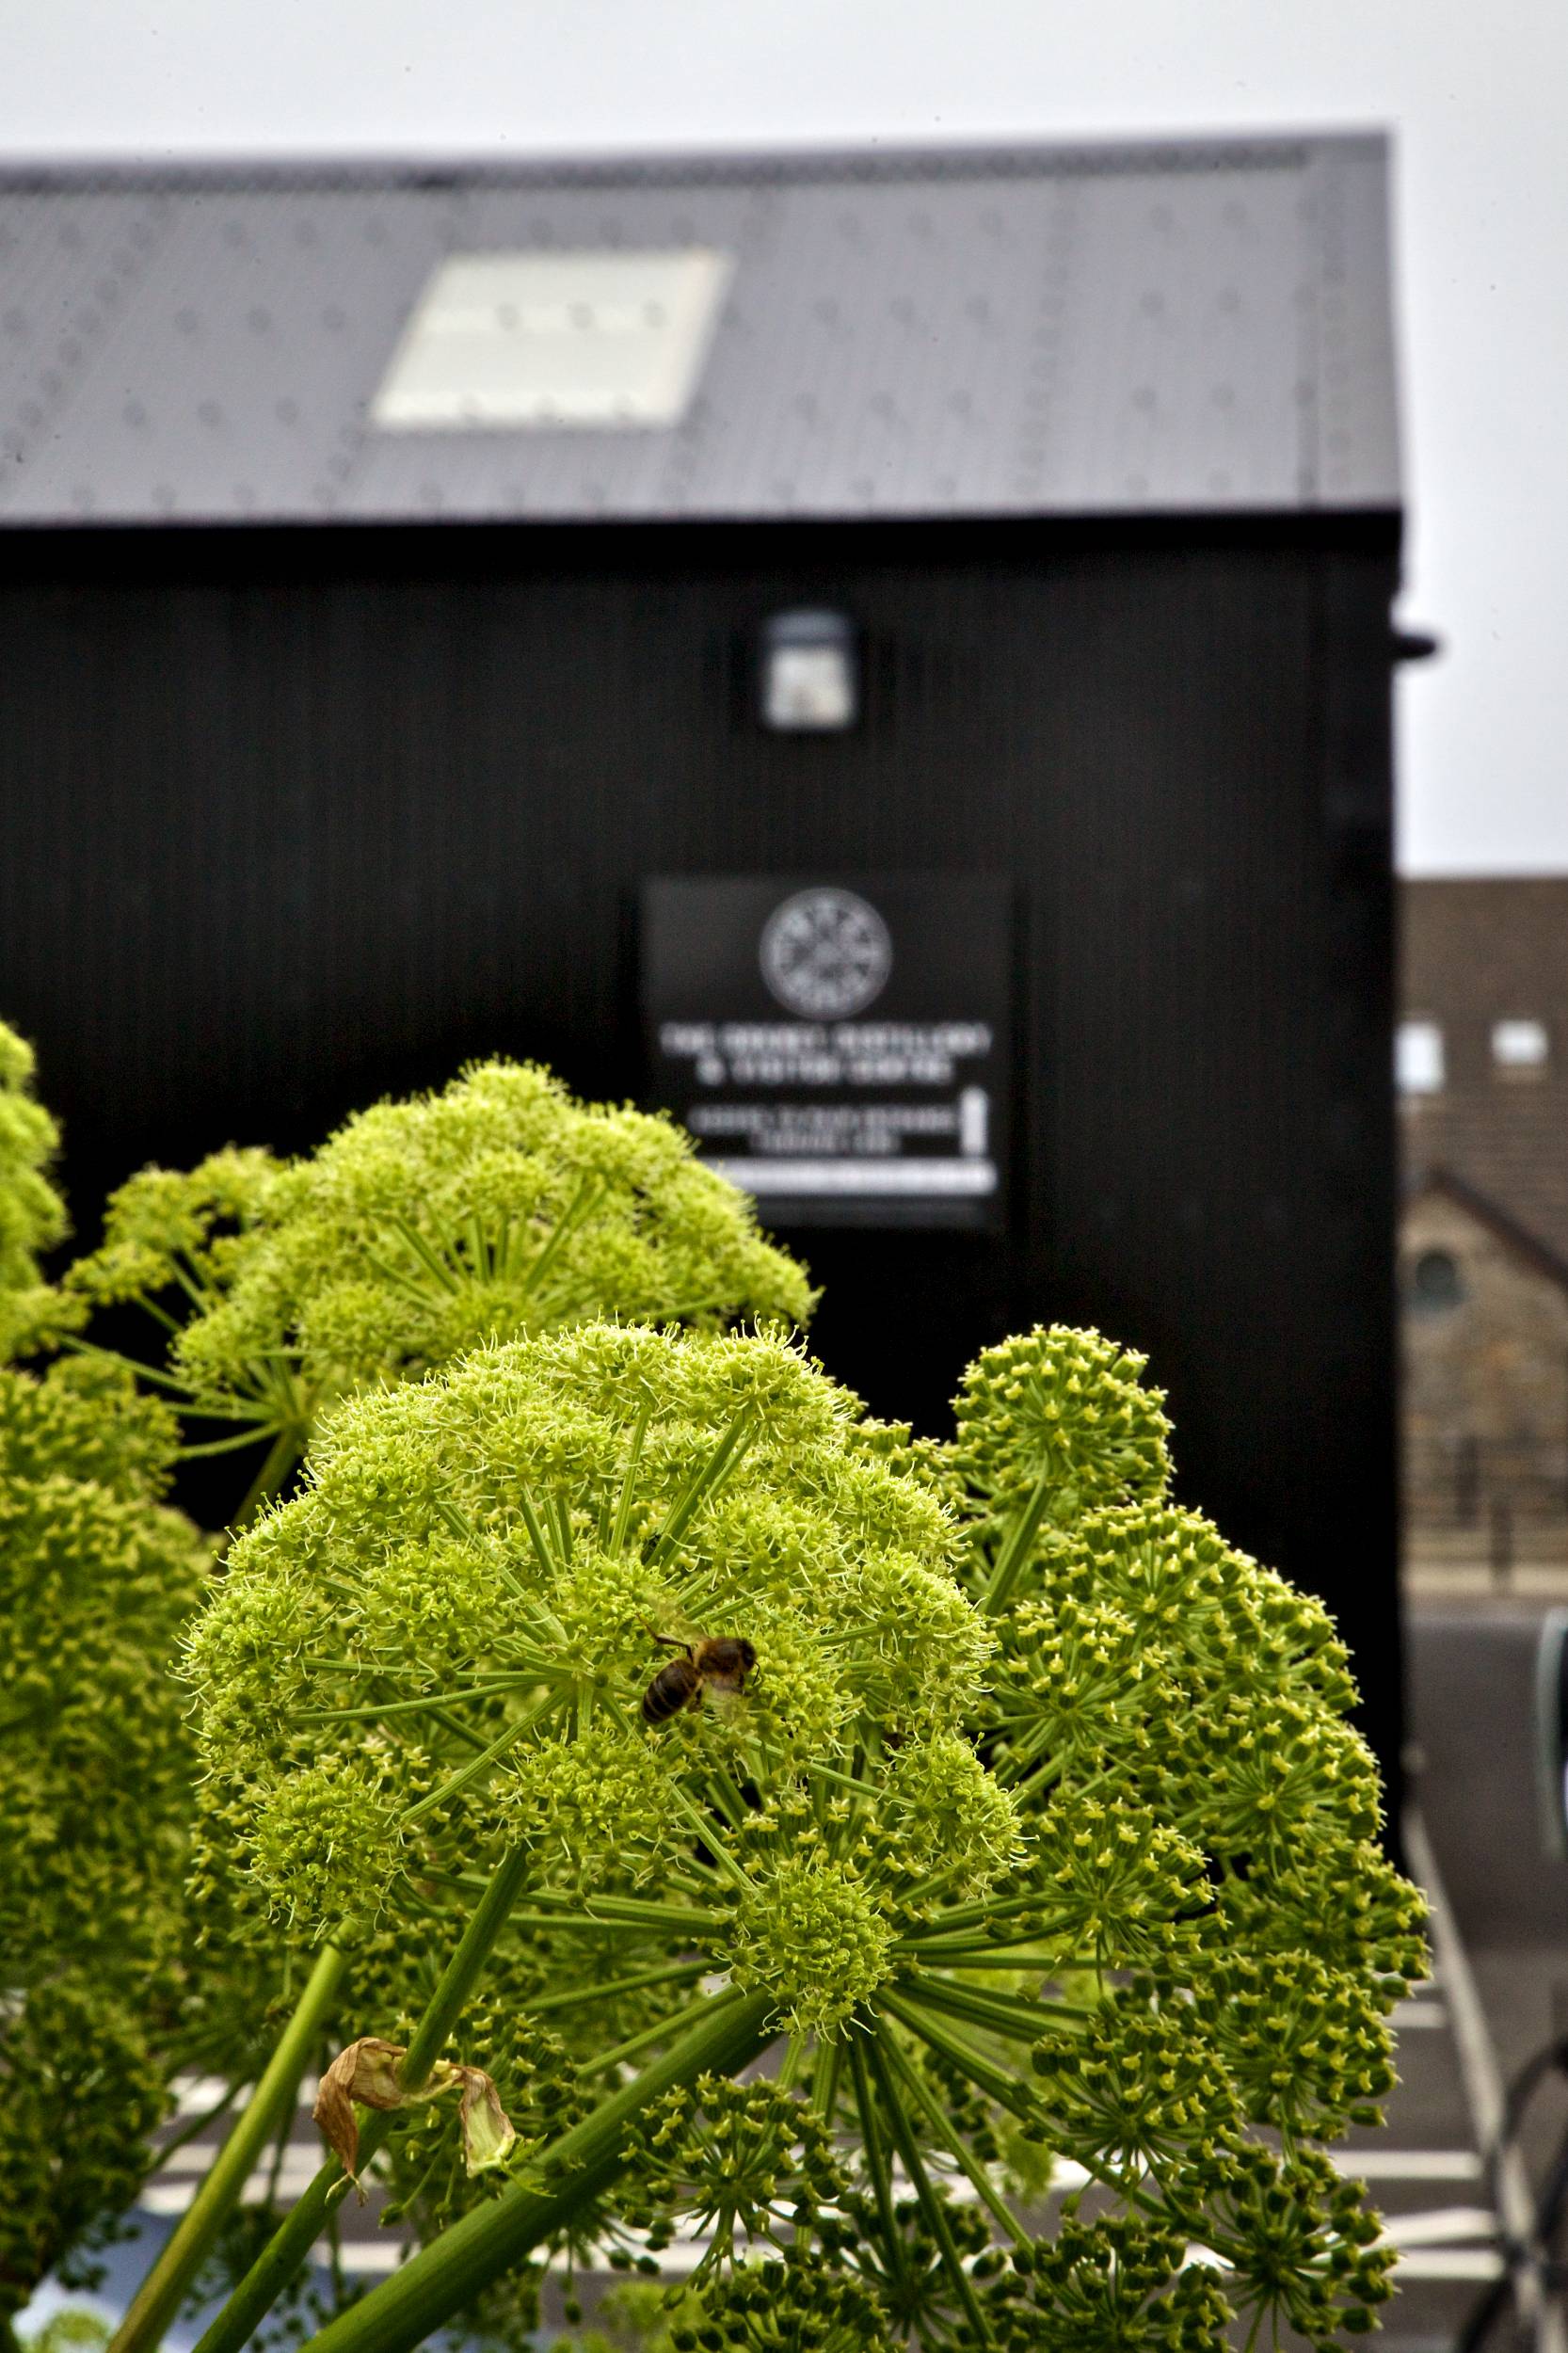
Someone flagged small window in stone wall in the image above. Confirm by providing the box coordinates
[1397,1018,1445,1095]
[1409,1249,1464,1313]
[1492,1018,1550,1076]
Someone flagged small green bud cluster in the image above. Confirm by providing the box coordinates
[621,2077,848,2281]
[950,1323,1173,1530]
[1198,1949,1398,2139]
[978,2214,1240,2352]
[1030,1984,1242,2171]
[729,1856,896,2039]
[61,1145,279,1324]
[668,2249,889,2353]
[1025,1790,1207,1972]
[1196,2143,1396,2349]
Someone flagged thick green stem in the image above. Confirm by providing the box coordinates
[109,1943,348,2353]
[863,2032,992,2345]
[900,1971,1080,2042]
[191,1845,534,2353]
[295,1989,776,2353]
[847,2032,908,2299]
[879,1988,1038,2123]
[984,1466,1060,1615]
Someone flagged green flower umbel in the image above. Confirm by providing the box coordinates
[0,1017,69,1361]
[186,1321,1000,2024]
[0,1357,208,2324]
[64,1059,815,1508]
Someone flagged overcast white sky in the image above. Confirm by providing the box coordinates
[5,0,1565,874]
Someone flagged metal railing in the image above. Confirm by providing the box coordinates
[1405,1434,1568,1586]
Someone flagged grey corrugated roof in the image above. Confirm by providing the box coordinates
[0,135,1400,525]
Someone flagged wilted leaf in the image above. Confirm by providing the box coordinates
[453,2064,518,2174]
[312,2036,516,2184]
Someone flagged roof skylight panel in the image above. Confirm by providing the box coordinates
[370,248,732,429]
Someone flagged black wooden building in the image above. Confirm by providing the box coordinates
[0,136,1406,1789]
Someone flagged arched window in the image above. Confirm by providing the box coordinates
[1410,1249,1464,1313]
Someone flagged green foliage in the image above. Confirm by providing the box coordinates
[0,1981,170,2319]
[0,1357,209,2320]
[63,1061,815,1481]
[670,2249,893,2352]
[184,1318,1420,2353]
[0,1019,68,1361]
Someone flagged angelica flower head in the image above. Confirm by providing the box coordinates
[0,1018,68,1361]
[187,1321,1003,2035]
[66,1059,815,1439]
[0,1353,208,2318]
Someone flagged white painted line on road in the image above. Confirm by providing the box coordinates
[1394,2249,1508,2281]
[140,2185,197,2217]
[1335,2149,1483,2181]
[315,2242,407,2275]
[168,2075,239,2114]
[1392,2000,1451,2029]
[169,2074,320,2112]
[141,2156,332,2216]
[1379,2206,1498,2248]
[1405,1808,1558,2350]
[149,2146,220,2175]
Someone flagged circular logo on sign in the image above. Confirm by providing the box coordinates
[760,888,892,1019]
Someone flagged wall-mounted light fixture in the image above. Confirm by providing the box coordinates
[760,608,858,732]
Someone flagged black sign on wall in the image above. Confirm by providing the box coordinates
[641,875,1012,1229]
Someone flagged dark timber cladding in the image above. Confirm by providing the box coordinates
[0,136,1404,1810]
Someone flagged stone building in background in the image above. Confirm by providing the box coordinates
[1400,879,1568,1568]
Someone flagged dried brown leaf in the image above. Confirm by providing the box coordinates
[312,2037,409,2180]
[312,2038,516,2184]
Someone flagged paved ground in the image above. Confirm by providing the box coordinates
[1398,1595,1568,2351]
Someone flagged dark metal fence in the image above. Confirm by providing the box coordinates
[1405,1433,1568,1584]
